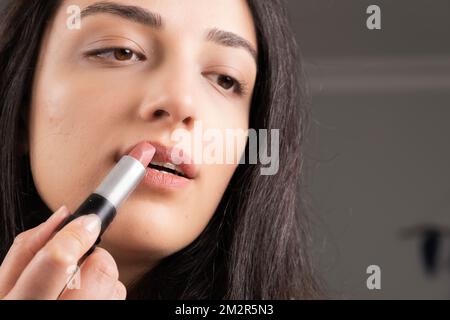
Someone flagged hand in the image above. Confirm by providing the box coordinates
[0,206,126,300]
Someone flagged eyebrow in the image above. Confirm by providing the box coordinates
[81,1,163,28]
[81,1,258,63]
[206,28,257,62]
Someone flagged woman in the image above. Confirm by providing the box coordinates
[0,0,321,299]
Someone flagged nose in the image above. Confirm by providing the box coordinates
[151,95,195,127]
[138,66,197,130]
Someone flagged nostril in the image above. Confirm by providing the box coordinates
[153,109,170,119]
[183,116,193,126]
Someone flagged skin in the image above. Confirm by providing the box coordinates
[0,0,257,299]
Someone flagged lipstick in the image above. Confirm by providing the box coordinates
[141,142,198,190]
[56,142,155,255]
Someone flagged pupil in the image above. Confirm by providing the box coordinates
[218,75,234,89]
[115,49,132,61]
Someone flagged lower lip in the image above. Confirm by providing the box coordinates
[142,167,192,189]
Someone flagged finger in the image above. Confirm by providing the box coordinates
[110,281,127,300]
[59,247,120,300]
[0,206,71,298]
[4,214,101,300]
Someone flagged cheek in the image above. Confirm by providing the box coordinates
[28,70,130,212]
[189,108,249,218]
[167,123,248,247]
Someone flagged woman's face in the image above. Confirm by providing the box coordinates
[28,0,257,279]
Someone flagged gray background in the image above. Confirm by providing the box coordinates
[287,0,450,299]
[1,0,450,299]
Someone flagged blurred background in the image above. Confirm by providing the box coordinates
[1,0,450,299]
[286,0,450,299]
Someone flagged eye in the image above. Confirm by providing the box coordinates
[208,74,248,96]
[112,48,134,61]
[218,75,236,90]
[85,47,145,63]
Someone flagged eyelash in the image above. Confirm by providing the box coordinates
[85,47,146,62]
[208,74,249,96]
[84,47,249,96]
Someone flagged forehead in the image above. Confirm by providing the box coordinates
[57,0,257,47]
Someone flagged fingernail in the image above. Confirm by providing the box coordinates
[48,205,70,222]
[57,205,70,218]
[82,214,101,234]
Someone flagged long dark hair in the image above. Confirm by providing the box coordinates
[0,0,322,299]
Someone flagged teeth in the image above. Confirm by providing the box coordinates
[150,161,185,177]
[151,161,176,171]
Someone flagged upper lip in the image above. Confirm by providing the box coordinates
[124,141,198,179]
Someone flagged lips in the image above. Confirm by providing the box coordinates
[146,141,197,179]
[121,141,198,189]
